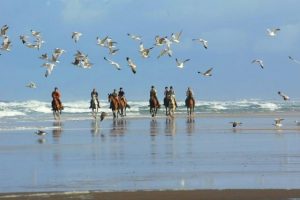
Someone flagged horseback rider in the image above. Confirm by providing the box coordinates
[163,86,169,108]
[90,88,100,108]
[51,87,63,110]
[149,85,160,107]
[164,86,169,98]
[110,89,119,108]
[169,86,178,108]
[118,87,129,108]
[185,87,195,107]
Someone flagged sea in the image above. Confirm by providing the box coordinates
[1,99,300,124]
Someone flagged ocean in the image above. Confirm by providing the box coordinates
[1,99,299,122]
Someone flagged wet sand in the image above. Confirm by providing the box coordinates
[1,113,300,198]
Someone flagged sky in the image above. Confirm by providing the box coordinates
[1,0,300,101]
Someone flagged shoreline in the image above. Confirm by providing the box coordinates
[2,189,300,199]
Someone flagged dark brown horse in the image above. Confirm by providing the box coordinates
[108,93,119,119]
[149,96,160,117]
[185,96,195,115]
[52,98,63,119]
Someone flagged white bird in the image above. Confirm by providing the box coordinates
[126,57,137,74]
[198,68,213,76]
[104,57,121,70]
[108,48,119,55]
[72,32,82,43]
[96,36,108,47]
[42,63,56,77]
[170,30,183,43]
[278,91,290,101]
[288,56,300,64]
[0,24,9,36]
[81,56,93,69]
[26,81,37,89]
[157,47,172,59]
[267,28,280,37]
[176,58,190,68]
[154,35,168,46]
[192,38,208,49]
[30,29,41,38]
[19,35,29,44]
[127,33,142,41]
[229,121,242,128]
[273,118,284,127]
[35,130,47,136]
[139,42,153,58]
[252,59,264,69]
[1,36,11,51]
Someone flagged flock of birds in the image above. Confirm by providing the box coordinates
[1,25,299,131]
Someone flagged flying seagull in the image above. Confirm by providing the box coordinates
[42,63,56,77]
[96,36,108,47]
[278,91,289,101]
[0,24,9,36]
[192,38,208,49]
[72,32,82,43]
[288,56,300,64]
[267,28,280,37]
[26,81,37,89]
[139,42,154,58]
[273,118,284,127]
[170,30,183,43]
[176,58,190,68]
[127,33,142,41]
[126,57,137,74]
[104,57,121,70]
[198,67,213,76]
[252,59,264,69]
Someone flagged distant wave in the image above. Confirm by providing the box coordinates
[0,99,300,119]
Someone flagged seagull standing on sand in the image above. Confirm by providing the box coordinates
[176,58,190,68]
[104,57,121,70]
[252,59,264,69]
[278,91,290,101]
[35,130,47,136]
[198,68,213,77]
[267,28,280,37]
[230,121,242,128]
[273,118,284,127]
[126,57,137,74]
[100,112,107,121]
[192,38,208,49]
[72,32,82,43]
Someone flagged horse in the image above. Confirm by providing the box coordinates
[118,97,130,117]
[52,98,63,120]
[108,93,119,119]
[164,95,176,117]
[185,96,195,115]
[90,94,100,118]
[149,96,160,117]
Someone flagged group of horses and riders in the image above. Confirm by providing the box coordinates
[51,86,195,120]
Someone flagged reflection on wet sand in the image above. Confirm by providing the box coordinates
[164,117,176,136]
[110,119,127,136]
[91,119,100,136]
[150,119,159,136]
[52,121,63,143]
[186,116,195,135]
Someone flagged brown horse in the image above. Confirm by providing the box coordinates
[108,93,119,119]
[52,98,63,119]
[149,96,160,117]
[185,96,195,115]
[118,97,130,117]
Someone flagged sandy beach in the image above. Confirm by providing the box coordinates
[1,113,300,199]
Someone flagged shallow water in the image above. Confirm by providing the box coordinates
[1,115,300,193]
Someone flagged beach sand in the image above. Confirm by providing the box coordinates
[1,113,300,199]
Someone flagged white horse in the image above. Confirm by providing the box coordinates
[90,94,100,118]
